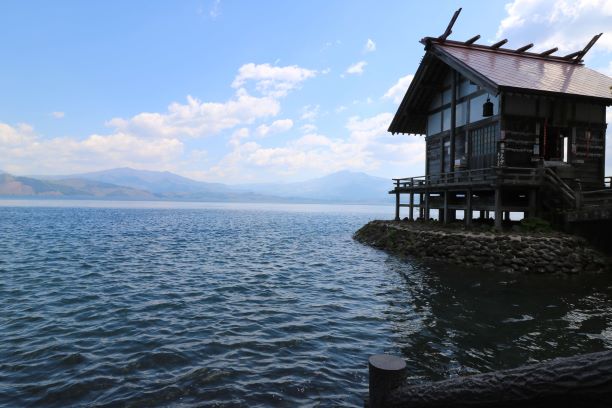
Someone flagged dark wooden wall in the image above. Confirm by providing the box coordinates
[501,94,607,188]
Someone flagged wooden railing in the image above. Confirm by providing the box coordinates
[582,188,612,207]
[392,167,539,189]
[543,167,577,208]
[392,168,610,211]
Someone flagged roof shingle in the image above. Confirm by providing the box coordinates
[437,43,612,101]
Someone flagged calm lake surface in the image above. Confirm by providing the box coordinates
[1,200,612,407]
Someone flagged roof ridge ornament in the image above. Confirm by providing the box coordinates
[539,47,558,56]
[490,39,508,49]
[515,43,534,53]
[563,33,603,63]
[464,35,481,45]
[438,8,462,41]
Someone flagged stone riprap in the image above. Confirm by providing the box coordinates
[354,220,610,274]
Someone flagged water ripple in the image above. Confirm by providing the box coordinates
[1,204,611,406]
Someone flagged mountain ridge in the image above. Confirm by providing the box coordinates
[2,168,393,204]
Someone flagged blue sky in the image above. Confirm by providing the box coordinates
[1,0,611,183]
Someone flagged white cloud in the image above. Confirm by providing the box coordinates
[293,133,334,147]
[346,113,394,143]
[255,118,293,137]
[106,62,315,141]
[0,122,184,175]
[229,127,250,146]
[51,111,65,119]
[364,38,376,53]
[345,61,367,75]
[497,0,612,54]
[335,105,347,113]
[300,104,320,121]
[232,63,317,97]
[0,123,36,146]
[206,112,427,182]
[300,124,318,133]
[383,74,414,104]
[210,0,221,18]
[0,60,323,179]
[107,90,279,139]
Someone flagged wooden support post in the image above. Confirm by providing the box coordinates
[442,191,448,224]
[480,210,485,220]
[440,134,445,175]
[368,354,406,408]
[425,192,430,220]
[419,193,424,219]
[528,189,537,218]
[395,192,400,221]
[504,211,510,221]
[409,191,414,221]
[494,188,502,230]
[450,71,457,173]
[466,189,472,226]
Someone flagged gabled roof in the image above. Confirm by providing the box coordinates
[389,37,612,135]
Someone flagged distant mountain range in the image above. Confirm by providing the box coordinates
[0,168,394,204]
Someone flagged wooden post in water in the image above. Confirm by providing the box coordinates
[368,354,406,408]
[419,193,424,219]
[466,189,472,226]
[409,190,414,221]
[494,187,502,230]
[528,188,537,218]
[442,191,448,224]
[394,180,400,221]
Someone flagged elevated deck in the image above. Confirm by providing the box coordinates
[390,167,612,229]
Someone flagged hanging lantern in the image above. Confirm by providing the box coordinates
[482,96,494,117]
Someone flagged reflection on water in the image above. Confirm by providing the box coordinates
[0,201,611,407]
[385,258,612,382]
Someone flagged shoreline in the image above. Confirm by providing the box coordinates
[354,220,610,274]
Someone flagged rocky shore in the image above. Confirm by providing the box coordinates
[354,220,610,274]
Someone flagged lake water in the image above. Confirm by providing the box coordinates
[1,200,611,407]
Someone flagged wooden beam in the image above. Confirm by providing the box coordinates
[539,47,558,56]
[490,39,508,49]
[464,34,480,45]
[515,43,534,53]
[438,8,462,41]
[382,350,612,407]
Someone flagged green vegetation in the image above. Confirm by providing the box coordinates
[519,217,553,233]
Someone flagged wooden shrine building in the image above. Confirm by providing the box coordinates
[389,9,612,229]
